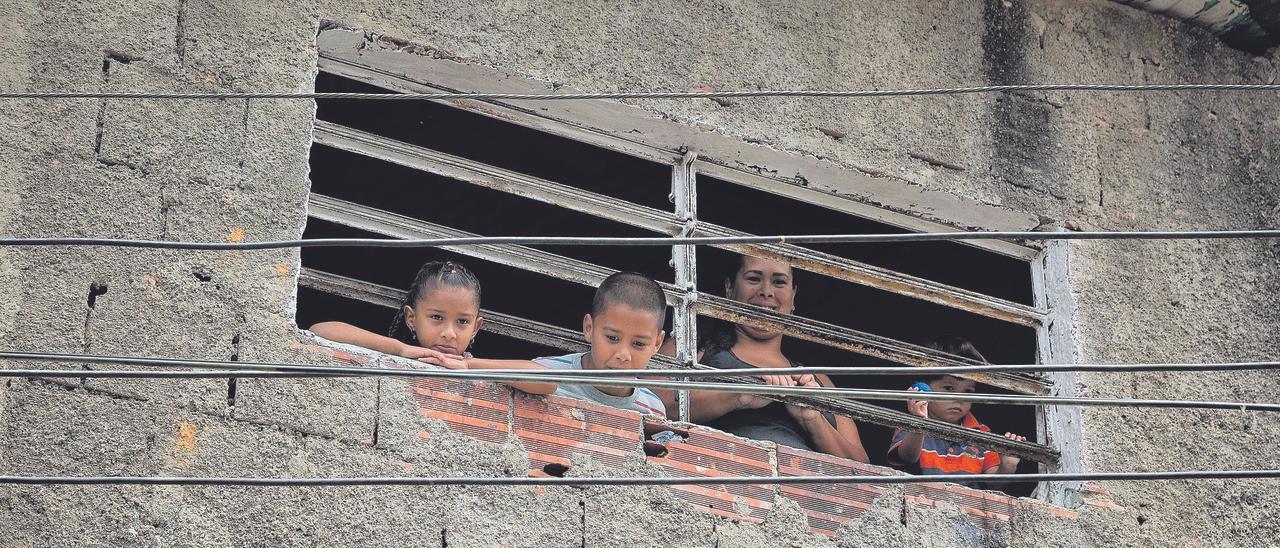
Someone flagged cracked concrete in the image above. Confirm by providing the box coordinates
[0,0,1278,545]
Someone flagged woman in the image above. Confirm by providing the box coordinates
[660,255,868,462]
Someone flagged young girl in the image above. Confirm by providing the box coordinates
[308,260,555,395]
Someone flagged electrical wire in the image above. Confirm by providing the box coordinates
[5,351,1275,377]
[1,470,1277,487]
[3,352,1277,412]
[2,229,1280,251]
[2,83,1279,101]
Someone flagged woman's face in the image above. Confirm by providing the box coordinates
[726,256,796,341]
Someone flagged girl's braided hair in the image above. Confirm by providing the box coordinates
[388,260,482,345]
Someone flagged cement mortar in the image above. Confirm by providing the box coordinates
[1,0,1278,545]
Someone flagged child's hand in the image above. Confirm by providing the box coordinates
[398,344,447,360]
[785,374,823,424]
[1000,432,1025,469]
[416,348,468,370]
[905,386,929,418]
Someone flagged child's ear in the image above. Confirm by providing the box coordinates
[723,278,732,298]
[474,316,485,333]
[402,305,416,331]
[653,330,666,350]
[581,313,594,339]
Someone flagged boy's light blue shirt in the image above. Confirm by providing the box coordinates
[532,353,666,417]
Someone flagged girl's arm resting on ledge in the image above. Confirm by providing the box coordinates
[309,321,408,356]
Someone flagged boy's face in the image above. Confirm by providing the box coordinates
[926,375,977,423]
[582,304,666,389]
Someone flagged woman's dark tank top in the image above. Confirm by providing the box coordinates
[702,348,837,452]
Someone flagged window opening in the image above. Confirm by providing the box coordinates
[299,28,1069,501]
[314,72,673,212]
[696,175,1035,305]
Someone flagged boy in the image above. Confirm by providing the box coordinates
[456,271,668,417]
[887,337,1025,485]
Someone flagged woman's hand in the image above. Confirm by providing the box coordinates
[785,374,823,424]
[735,373,794,411]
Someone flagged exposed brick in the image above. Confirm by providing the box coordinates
[512,393,643,472]
[775,446,885,533]
[648,426,775,522]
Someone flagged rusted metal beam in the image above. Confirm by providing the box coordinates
[298,268,1058,463]
[314,29,1043,261]
[692,294,1051,396]
[312,121,1046,328]
[307,193,652,301]
[307,194,1051,395]
[298,268,589,353]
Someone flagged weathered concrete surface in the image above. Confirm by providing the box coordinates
[1,0,1278,546]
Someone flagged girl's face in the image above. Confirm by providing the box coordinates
[403,285,483,355]
[726,256,796,341]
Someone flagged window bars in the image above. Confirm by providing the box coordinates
[299,32,1061,464]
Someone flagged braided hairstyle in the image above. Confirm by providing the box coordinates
[388,260,483,346]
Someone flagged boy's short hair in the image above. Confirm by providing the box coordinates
[592,272,667,328]
[922,336,987,383]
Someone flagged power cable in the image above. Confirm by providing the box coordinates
[4,351,1275,376]
[1,469,1277,487]
[2,83,1279,101]
[1,230,1280,251]
[3,352,1276,412]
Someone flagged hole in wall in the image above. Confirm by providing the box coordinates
[542,463,570,477]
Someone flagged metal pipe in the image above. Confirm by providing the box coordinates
[2,469,1278,487]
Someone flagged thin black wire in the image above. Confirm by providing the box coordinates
[1,470,1277,487]
[3,352,1277,412]
[5,371,342,379]
[2,230,1280,251]
[4,351,1275,376]
[2,83,1279,101]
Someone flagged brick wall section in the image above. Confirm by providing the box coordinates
[512,392,643,471]
[646,422,775,524]
[399,366,1105,536]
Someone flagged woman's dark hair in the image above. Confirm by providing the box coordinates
[388,260,482,345]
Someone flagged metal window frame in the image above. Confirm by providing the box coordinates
[302,27,1078,473]
[307,193,1050,396]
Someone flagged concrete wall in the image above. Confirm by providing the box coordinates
[1,0,1277,546]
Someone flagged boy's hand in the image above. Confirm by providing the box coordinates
[905,386,929,418]
[416,348,468,370]
[999,432,1025,470]
[786,374,823,424]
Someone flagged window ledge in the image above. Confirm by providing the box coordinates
[293,333,1104,536]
